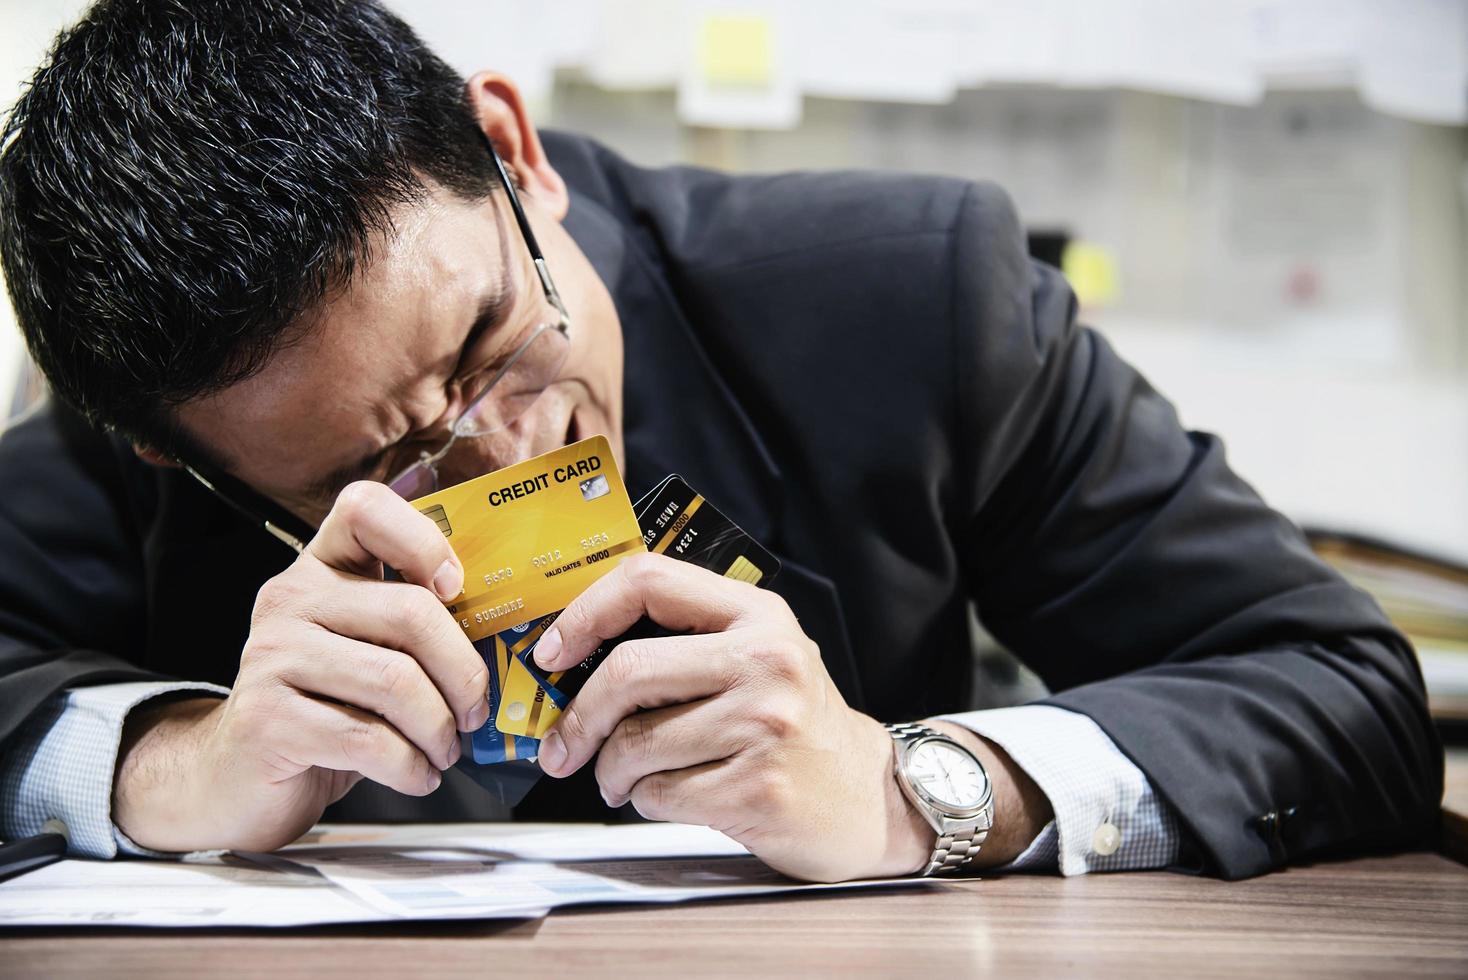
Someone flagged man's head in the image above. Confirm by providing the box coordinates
[0,0,623,525]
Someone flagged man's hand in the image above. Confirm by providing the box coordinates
[532,552,1052,882]
[113,482,489,853]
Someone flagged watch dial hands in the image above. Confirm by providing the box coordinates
[911,743,986,807]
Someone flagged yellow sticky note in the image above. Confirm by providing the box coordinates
[698,13,773,86]
[1061,241,1120,309]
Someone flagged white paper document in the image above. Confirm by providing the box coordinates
[0,854,392,929]
[0,823,934,928]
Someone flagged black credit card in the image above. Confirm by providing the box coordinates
[517,475,779,701]
[636,475,778,585]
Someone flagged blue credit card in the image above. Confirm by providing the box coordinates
[464,629,540,764]
[499,615,571,711]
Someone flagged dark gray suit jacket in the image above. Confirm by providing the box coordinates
[0,131,1442,878]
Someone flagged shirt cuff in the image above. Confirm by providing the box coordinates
[0,681,229,859]
[1007,819,1060,870]
[937,704,1181,876]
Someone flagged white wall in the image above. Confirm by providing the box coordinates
[0,0,90,413]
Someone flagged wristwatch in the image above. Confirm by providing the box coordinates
[886,722,993,876]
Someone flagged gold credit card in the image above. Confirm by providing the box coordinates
[412,436,645,644]
[496,613,564,739]
[498,644,563,739]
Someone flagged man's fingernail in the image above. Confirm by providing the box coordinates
[433,559,463,601]
[468,697,490,731]
[535,628,563,669]
[540,730,566,773]
[427,770,442,792]
[447,738,462,767]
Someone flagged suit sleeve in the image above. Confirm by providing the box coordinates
[949,183,1443,879]
[0,403,162,747]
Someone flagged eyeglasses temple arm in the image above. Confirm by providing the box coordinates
[482,133,570,326]
[181,461,312,554]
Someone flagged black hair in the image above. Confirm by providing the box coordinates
[0,0,500,452]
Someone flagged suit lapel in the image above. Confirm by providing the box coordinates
[563,194,864,710]
[563,194,779,535]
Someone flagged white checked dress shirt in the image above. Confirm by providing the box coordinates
[2,685,1178,873]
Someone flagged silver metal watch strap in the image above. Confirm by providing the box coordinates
[887,722,990,876]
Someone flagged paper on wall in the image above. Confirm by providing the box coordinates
[676,3,801,129]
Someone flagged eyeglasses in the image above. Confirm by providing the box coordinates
[385,138,571,500]
[181,134,570,552]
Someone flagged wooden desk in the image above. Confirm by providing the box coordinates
[6,752,1467,978]
[2,850,1464,979]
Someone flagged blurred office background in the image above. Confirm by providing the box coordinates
[3,2,1467,714]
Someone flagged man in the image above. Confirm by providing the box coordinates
[0,0,1441,883]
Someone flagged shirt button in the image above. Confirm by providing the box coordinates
[1092,822,1121,856]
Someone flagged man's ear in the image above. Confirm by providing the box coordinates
[132,444,181,468]
[465,72,569,220]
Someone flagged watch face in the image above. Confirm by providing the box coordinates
[908,740,989,810]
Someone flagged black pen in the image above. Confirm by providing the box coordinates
[0,821,68,884]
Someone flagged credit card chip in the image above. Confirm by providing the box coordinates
[420,504,452,537]
[724,555,764,584]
